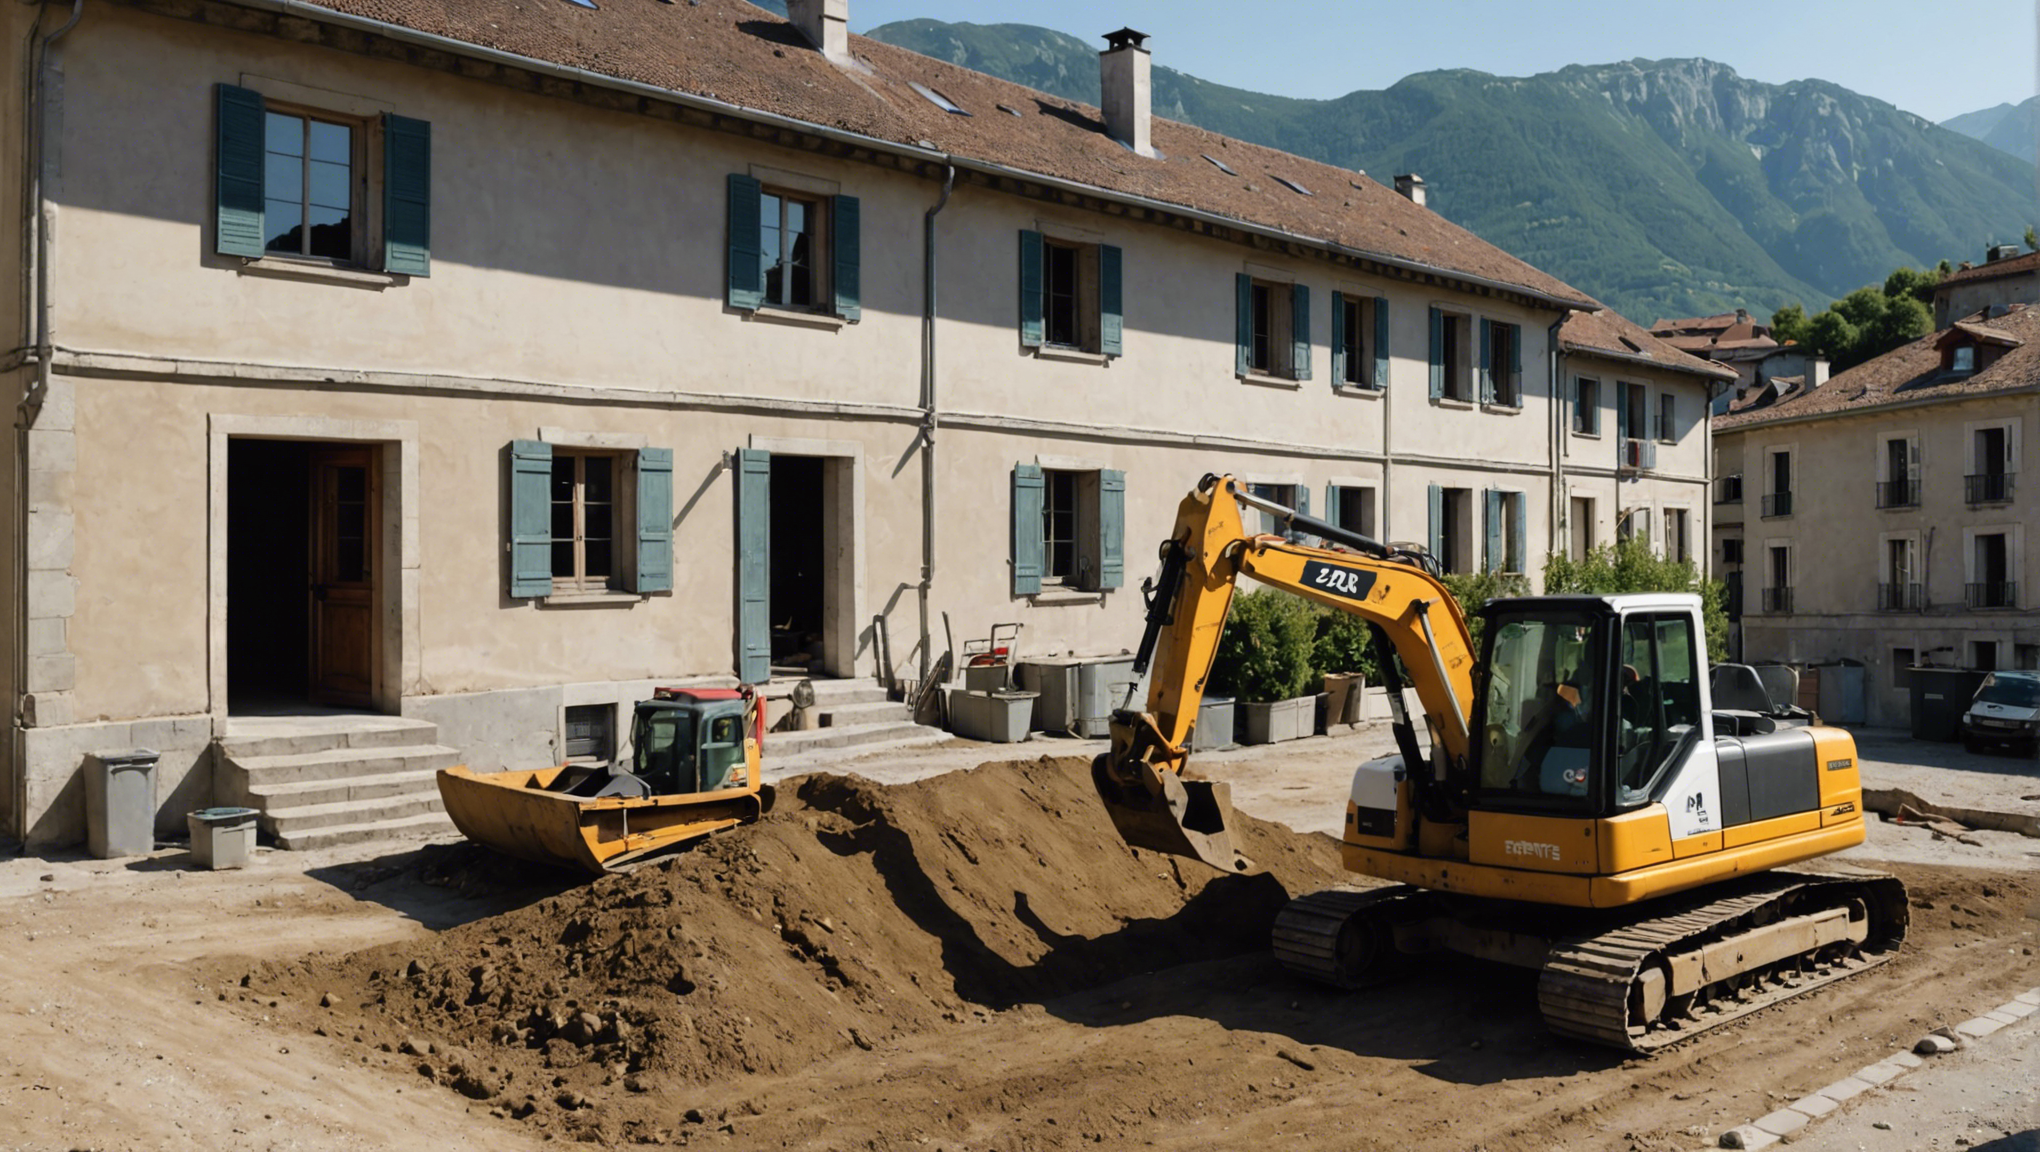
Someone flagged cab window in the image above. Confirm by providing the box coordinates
[1615,613,1700,805]
[1474,612,1602,806]
[699,713,746,793]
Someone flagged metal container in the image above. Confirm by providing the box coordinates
[1193,696,1236,752]
[187,807,259,870]
[1909,668,1989,742]
[85,749,159,859]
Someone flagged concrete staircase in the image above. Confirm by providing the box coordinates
[216,715,461,851]
[761,677,951,770]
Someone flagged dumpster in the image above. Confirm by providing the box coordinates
[1909,668,1989,742]
[85,748,159,859]
[187,807,259,870]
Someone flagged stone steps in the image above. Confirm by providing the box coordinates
[765,720,954,762]
[216,716,458,848]
[272,811,461,852]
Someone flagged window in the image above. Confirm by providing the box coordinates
[1330,484,1377,539]
[564,704,614,763]
[1484,490,1526,574]
[1720,537,1743,564]
[1664,508,1689,563]
[1614,613,1701,807]
[727,173,859,320]
[1966,531,2013,608]
[1967,425,2014,504]
[1893,648,1915,689]
[1484,321,1522,406]
[213,84,431,274]
[1972,641,1999,672]
[1010,464,1125,595]
[2017,644,2040,671]
[1429,308,1473,401]
[1569,496,1594,559]
[1951,345,1976,374]
[1763,449,1793,517]
[1573,378,1600,435]
[1472,609,1602,806]
[1332,294,1386,389]
[1619,507,1651,546]
[1879,436,1920,508]
[1248,482,1308,542]
[1021,232,1122,355]
[1880,537,1919,611]
[1236,276,1307,379]
[507,440,672,599]
[1764,545,1792,613]
[1429,485,1473,574]
[1656,393,1677,444]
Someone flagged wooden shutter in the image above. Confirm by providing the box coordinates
[1097,469,1125,590]
[1616,385,1630,441]
[1235,274,1253,376]
[726,174,764,311]
[1373,296,1390,389]
[735,449,772,684]
[1099,244,1124,357]
[1018,230,1045,347]
[1328,291,1346,388]
[1509,492,1527,574]
[214,84,266,258]
[508,440,553,599]
[1509,323,1523,398]
[1427,483,1443,560]
[382,114,432,276]
[1478,318,1495,404]
[1428,307,1444,399]
[1290,283,1311,381]
[1011,464,1045,596]
[1292,484,1311,542]
[631,448,674,593]
[832,194,861,322]
[1483,489,1502,573]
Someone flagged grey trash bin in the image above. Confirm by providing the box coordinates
[187,807,259,870]
[85,748,159,858]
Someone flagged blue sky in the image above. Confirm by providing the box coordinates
[848,1,2038,124]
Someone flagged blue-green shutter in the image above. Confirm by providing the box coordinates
[1617,385,1630,441]
[632,448,673,594]
[1235,273,1253,376]
[1292,484,1311,542]
[1509,492,1527,574]
[1427,483,1443,561]
[735,448,772,683]
[1510,323,1523,394]
[1478,318,1495,404]
[1483,488,1502,573]
[1097,469,1125,590]
[1329,291,1346,388]
[1326,483,1339,529]
[214,84,266,258]
[1373,296,1390,389]
[1290,283,1311,381]
[508,440,553,599]
[832,194,860,322]
[1428,307,1444,399]
[727,174,763,311]
[1099,244,1123,357]
[1018,230,1045,347]
[1563,376,1575,435]
[1012,464,1045,596]
[382,114,431,276]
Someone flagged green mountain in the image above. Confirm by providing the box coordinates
[863,20,2037,323]
[1943,97,2038,165]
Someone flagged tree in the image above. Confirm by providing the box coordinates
[1770,302,1810,346]
[1805,310,1859,362]
[2026,225,2036,252]
[1438,569,1532,657]
[1541,537,1729,663]
[1863,295,1930,354]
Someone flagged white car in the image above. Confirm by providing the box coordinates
[1960,671,2040,755]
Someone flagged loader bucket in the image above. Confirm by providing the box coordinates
[1090,754,1254,874]
[437,765,770,875]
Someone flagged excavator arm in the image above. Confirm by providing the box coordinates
[1092,474,1479,872]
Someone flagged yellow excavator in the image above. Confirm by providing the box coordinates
[1093,475,1905,1051]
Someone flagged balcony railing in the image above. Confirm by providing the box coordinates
[1762,586,1794,613]
[1620,438,1657,470]
[1965,472,2015,504]
[1875,479,1919,509]
[1761,491,1793,518]
[1876,582,1922,611]
[1966,581,2018,609]
[1715,475,1743,504]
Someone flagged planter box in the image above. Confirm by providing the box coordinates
[1240,695,1314,745]
[1320,673,1366,731]
[1193,696,1236,752]
[946,688,1037,743]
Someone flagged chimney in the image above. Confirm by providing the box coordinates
[787,0,849,63]
[1393,173,1426,208]
[1734,307,1749,323]
[1986,244,2021,263]
[1100,28,1154,158]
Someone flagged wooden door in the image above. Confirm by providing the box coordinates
[309,447,377,707]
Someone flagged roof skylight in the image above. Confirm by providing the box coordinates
[1272,175,1313,196]
[909,82,971,116]
[996,103,1024,117]
[1201,153,1237,176]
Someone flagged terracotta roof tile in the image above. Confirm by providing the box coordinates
[1713,305,2040,430]
[282,0,1595,309]
[1560,306,1738,381]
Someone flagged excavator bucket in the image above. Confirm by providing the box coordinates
[437,765,773,875]
[1090,754,1254,874]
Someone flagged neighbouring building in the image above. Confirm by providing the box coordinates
[2,0,1718,848]
[1712,303,2040,725]
[1933,245,2040,329]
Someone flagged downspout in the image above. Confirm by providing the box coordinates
[14,0,84,840]
[917,163,954,686]
[1548,315,1566,570]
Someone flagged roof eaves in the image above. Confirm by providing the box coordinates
[1714,380,2040,433]
[1562,341,1737,381]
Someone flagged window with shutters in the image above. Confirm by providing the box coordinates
[1247,482,1307,542]
[1430,309,1474,401]
[1010,464,1125,596]
[1656,392,1677,444]
[1248,280,1294,376]
[726,173,859,321]
[1664,508,1690,563]
[1486,321,1522,407]
[551,452,621,593]
[759,188,827,310]
[1331,294,1387,390]
[1042,469,1081,583]
[507,440,672,601]
[1573,377,1601,435]
[213,84,431,275]
[1431,486,1474,574]
[1330,485,1377,539]
[1018,232,1122,357]
[1483,490,1526,574]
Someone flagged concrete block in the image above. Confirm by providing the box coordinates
[2016,990,2039,1006]
[1787,1093,1838,1118]
[21,691,74,728]
[1916,1034,1959,1055]
[28,464,74,508]
[1956,1016,2007,1039]
[26,653,75,693]
[404,685,561,773]
[1888,1051,1924,1068]
[25,428,74,473]
[1718,1125,1778,1150]
[1984,1009,2020,1024]
[1999,1001,2037,1019]
[1854,1061,1904,1086]
[1814,1076,1873,1102]
[25,509,74,570]
[1752,1110,1808,1137]
[24,617,67,657]
[25,572,75,618]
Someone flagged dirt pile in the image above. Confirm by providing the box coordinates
[244,757,1348,1142]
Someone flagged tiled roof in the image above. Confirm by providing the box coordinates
[1943,320,2021,347]
[1937,250,2040,288]
[1650,312,1742,332]
[265,0,1596,310]
[1559,306,1738,381]
[1713,305,2040,430]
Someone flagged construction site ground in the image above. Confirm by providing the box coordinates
[2,724,2035,1152]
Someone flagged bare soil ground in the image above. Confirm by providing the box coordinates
[2,741,2036,1152]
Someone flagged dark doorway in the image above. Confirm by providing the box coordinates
[768,455,825,668]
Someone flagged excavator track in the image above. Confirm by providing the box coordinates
[1538,871,1909,1052]
[1272,886,1434,988]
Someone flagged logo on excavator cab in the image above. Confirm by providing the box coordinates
[1504,840,1562,861]
[1301,561,1377,602]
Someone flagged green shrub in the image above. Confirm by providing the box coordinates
[1438,569,1531,657]
[1209,589,1318,703]
[1542,536,1729,662]
[1310,604,1380,685]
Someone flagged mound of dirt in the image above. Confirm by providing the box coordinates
[245,757,1348,1142]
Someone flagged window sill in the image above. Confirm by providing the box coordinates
[1332,384,1384,399]
[1239,372,1303,390]
[237,257,408,289]
[1572,429,1602,439]
[1434,395,1475,409]
[1482,402,1523,415]
[747,306,849,330]
[1034,345,1112,365]
[540,589,646,606]
[1029,588,1105,606]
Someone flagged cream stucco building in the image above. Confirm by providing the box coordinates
[1,0,1726,848]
